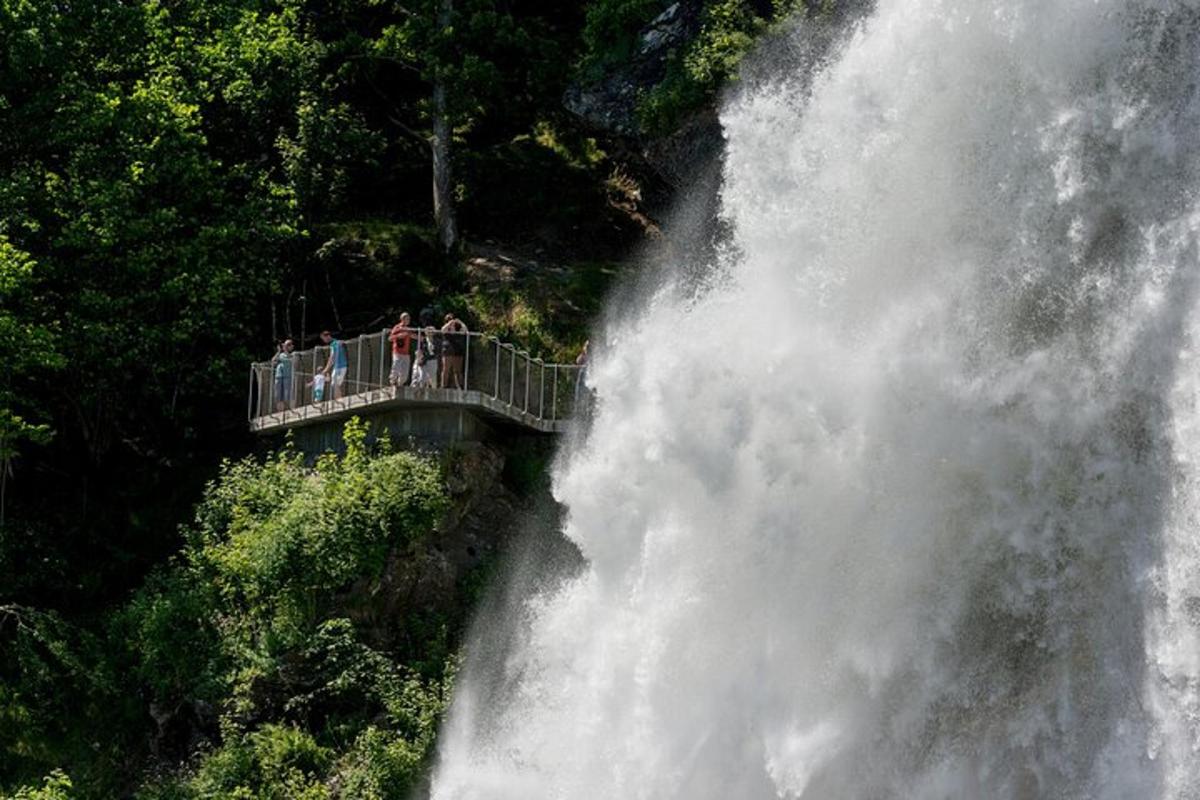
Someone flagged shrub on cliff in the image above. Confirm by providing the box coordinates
[121,419,447,705]
[116,420,451,798]
[189,419,447,649]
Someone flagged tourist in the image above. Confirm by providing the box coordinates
[308,372,326,403]
[389,312,413,387]
[412,322,439,388]
[320,330,349,400]
[440,313,468,389]
[272,338,295,411]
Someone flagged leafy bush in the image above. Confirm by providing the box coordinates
[188,419,447,652]
[141,725,332,800]
[2,772,73,800]
[132,636,452,799]
[334,727,425,800]
[119,420,454,798]
[115,569,225,706]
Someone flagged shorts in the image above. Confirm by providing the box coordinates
[390,354,411,385]
[331,366,347,388]
[414,359,438,388]
[441,355,464,388]
[274,376,291,404]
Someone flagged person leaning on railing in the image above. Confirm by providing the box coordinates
[440,313,468,390]
[388,312,413,387]
[320,330,349,400]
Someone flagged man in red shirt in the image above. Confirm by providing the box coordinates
[389,312,413,386]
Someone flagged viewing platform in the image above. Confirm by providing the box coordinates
[249,329,584,450]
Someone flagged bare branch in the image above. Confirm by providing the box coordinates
[387,113,431,148]
[345,53,422,76]
[361,71,432,149]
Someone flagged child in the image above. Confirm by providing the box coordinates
[412,326,439,388]
[309,372,327,403]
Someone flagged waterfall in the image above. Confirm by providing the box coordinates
[433,2,1200,797]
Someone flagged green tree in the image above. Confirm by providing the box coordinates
[0,239,59,527]
[351,0,575,254]
[0,0,363,604]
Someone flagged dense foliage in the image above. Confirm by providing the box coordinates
[0,0,611,612]
[3,420,453,797]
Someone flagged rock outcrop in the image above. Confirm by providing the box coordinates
[340,440,549,652]
[564,1,723,195]
[564,2,705,139]
[563,0,875,194]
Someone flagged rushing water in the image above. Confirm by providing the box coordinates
[433,2,1200,797]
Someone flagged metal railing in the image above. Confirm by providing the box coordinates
[248,328,585,428]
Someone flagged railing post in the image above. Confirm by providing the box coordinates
[464,331,471,393]
[524,353,530,413]
[355,334,363,397]
[248,365,255,421]
[380,328,387,392]
[509,347,516,406]
[552,365,558,421]
[494,338,500,399]
[539,361,545,419]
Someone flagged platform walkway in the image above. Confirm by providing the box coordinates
[249,329,583,438]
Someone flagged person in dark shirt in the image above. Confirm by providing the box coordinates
[413,323,440,388]
[440,313,468,389]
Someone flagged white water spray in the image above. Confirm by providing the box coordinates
[434,2,1200,797]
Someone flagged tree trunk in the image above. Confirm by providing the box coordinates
[431,0,459,255]
[1,456,8,529]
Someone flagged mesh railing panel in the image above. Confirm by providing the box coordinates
[251,330,584,425]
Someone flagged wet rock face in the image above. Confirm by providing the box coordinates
[563,0,874,193]
[563,0,721,230]
[338,441,553,653]
[563,2,703,139]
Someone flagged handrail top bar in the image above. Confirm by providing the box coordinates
[251,358,583,370]
[255,327,582,371]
